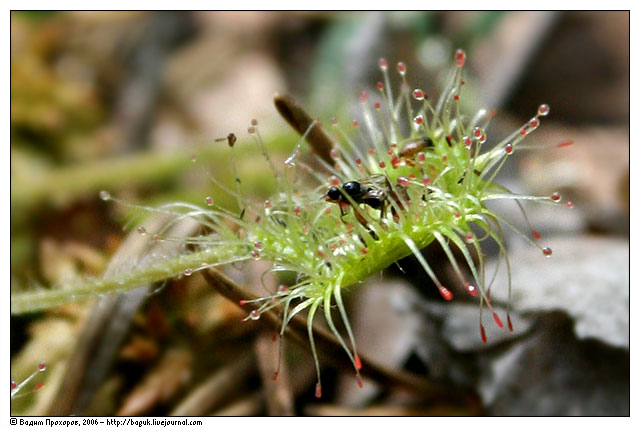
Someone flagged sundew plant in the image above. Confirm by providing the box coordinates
[11,49,571,398]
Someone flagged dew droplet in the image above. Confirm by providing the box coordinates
[278,284,287,293]
[264,200,272,209]
[251,118,258,126]
[551,192,561,202]
[330,148,339,159]
[352,120,359,128]
[11,380,16,390]
[537,104,550,116]
[254,241,263,250]
[374,101,381,110]
[248,126,256,134]
[413,115,424,125]
[99,190,111,201]
[38,362,46,372]
[189,153,197,162]
[417,152,426,163]
[137,226,146,235]
[184,268,192,277]
[466,283,478,297]
[205,196,214,206]
[249,310,260,320]
[396,61,406,75]
[251,250,260,259]
[378,161,386,168]
[360,91,368,104]
[376,81,384,91]
[412,89,425,100]
[465,233,474,243]
[378,58,387,71]
[505,144,513,155]
[566,201,574,208]
[542,247,553,257]
[529,117,540,129]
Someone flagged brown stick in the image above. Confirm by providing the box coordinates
[273,94,336,166]
[202,268,476,405]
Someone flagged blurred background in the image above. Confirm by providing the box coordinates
[10,11,629,416]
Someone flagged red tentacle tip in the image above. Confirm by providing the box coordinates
[439,287,453,301]
[354,354,362,371]
[507,314,514,332]
[239,299,247,306]
[493,312,504,328]
[273,372,279,382]
[356,373,363,389]
[466,283,478,297]
[315,383,322,398]
[531,229,542,240]
[480,325,487,344]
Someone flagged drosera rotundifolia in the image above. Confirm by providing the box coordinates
[11,49,573,398]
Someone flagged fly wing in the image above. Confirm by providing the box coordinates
[359,174,390,191]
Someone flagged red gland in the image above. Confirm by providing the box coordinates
[355,354,362,370]
[315,383,322,398]
[439,287,453,301]
[493,312,504,328]
[466,283,478,297]
[356,373,363,389]
[507,314,514,332]
[557,139,574,148]
[480,325,487,343]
